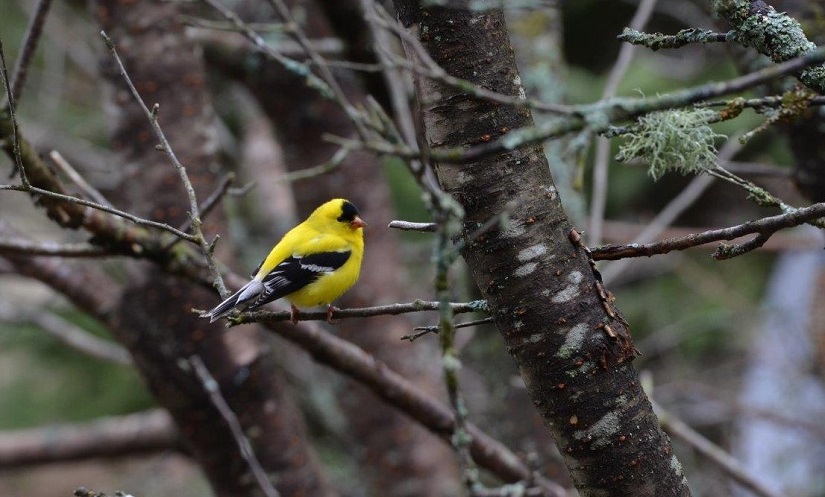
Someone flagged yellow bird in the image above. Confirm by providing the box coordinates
[203,198,366,323]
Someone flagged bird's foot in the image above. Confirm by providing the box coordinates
[326,305,340,324]
[290,305,300,325]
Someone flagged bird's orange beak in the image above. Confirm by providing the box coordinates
[350,216,367,229]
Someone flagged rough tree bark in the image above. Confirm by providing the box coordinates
[89,1,335,495]
[392,2,691,496]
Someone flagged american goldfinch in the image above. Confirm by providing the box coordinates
[203,198,366,323]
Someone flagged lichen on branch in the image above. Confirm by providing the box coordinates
[615,108,725,180]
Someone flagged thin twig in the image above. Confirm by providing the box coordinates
[363,1,419,146]
[275,147,349,183]
[589,0,658,245]
[361,5,444,199]
[187,356,281,497]
[0,38,29,186]
[367,6,573,115]
[701,94,825,109]
[0,183,200,242]
[599,219,820,252]
[429,197,480,492]
[49,150,113,208]
[200,0,331,97]
[100,30,228,297]
[265,0,371,140]
[9,0,55,103]
[721,160,792,178]
[176,172,235,235]
[654,400,786,497]
[404,317,494,342]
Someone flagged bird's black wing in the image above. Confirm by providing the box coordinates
[248,251,352,310]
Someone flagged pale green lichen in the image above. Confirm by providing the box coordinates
[736,9,816,60]
[616,108,725,181]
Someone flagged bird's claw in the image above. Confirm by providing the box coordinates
[326,305,340,324]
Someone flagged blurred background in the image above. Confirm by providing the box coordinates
[2,0,825,496]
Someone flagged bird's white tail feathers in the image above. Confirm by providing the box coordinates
[202,279,265,322]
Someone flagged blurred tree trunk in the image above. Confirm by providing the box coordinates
[89,1,335,496]
[227,1,461,495]
[392,2,691,496]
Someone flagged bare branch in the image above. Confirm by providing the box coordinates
[0,183,200,243]
[49,150,113,208]
[0,303,132,365]
[428,44,825,164]
[173,172,236,239]
[100,30,227,297]
[266,0,371,140]
[590,0,658,245]
[9,0,55,103]
[0,237,108,257]
[367,4,573,115]
[187,356,280,497]
[254,315,566,497]
[654,401,786,497]
[388,220,437,232]
[405,317,495,342]
[0,409,179,468]
[200,0,332,96]
[224,299,488,325]
[0,37,28,186]
[590,201,825,261]
[275,147,349,183]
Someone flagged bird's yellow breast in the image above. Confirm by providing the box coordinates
[285,249,363,307]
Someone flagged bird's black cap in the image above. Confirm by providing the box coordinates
[338,200,361,223]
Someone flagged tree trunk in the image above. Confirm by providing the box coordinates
[392,2,691,496]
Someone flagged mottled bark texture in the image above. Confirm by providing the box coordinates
[90,1,334,496]
[392,2,691,496]
[769,0,825,201]
[226,1,461,495]
[716,0,825,201]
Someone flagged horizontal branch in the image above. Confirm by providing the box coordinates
[388,220,438,232]
[590,201,825,261]
[0,409,180,468]
[225,299,489,325]
[0,303,132,365]
[0,237,109,257]
[619,27,732,51]
[0,184,199,243]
